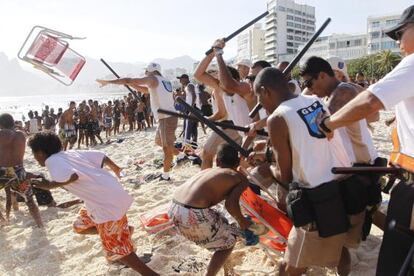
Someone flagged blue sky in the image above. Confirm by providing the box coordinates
[0,0,411,62]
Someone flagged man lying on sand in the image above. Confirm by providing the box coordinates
[28,132,159,276]
[169,144,267,276]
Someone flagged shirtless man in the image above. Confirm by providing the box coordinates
[59,101,77,151]
[88,102,104,145]
[77,103,89,149]
[103,101,113,140]
[135,100,146,131]
[0,113,43,227]
[113,100,122,135]
[97,62,178,181]
[169,144,264,276]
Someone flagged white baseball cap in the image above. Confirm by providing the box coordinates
[145,62,161,73]
[326,56,348,80]
[236,59,252,68]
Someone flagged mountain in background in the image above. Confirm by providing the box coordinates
[0,52,197,97]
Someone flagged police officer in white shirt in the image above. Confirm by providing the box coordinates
[319,6,414,275]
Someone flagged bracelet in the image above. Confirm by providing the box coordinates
[319,116,332,133]
[213,47,224,55]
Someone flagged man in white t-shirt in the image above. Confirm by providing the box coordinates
[320,6,414,275]
[28,132,158,276]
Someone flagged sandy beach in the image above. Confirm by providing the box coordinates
[0,111,394,276]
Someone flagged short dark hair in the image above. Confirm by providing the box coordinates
[226,66,240,81]
[28,132,62,158]
[300,56,335,78]
[0,113,15,129]
[217,144,240,168]
[252,60,272,69]
[254,67,289,93]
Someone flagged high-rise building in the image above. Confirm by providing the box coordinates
[265,0,316,65]
[367,13,400,55]
[236,23,266,63]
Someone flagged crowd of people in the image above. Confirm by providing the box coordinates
[19,93,157,150]
[0,5,413,276]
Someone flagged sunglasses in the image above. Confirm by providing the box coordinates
[246,75,256,82]
[303,76,315,88]
[395,24,413,41]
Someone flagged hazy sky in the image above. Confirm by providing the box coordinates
[0,0,411,63]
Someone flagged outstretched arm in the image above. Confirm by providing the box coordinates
[32,173,79,190]
[325,90,384,132]
[96,77,157,93]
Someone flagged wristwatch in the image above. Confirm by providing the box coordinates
[319,116,332,133]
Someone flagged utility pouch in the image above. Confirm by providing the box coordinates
[286,182,314,227]
[306,180,349,237]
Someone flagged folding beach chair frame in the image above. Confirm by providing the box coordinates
[17,25,86,86]
[239,167,293,259]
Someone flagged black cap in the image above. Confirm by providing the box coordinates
[176,74,189,80]
[385,5,414,40]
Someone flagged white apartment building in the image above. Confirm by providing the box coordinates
[265,0,316,65]
[367,13,400,55]
[236,23,265,63]
[297,33,367,63]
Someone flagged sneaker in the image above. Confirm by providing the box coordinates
[159,175,171,181]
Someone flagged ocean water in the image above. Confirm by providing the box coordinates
[0,92,127,122]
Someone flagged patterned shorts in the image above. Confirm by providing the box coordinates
[168,200,240,251]
[73,208,135,261]
[0,165,33,200]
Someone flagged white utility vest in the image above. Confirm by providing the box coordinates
[276,95,351,188]
[223,93,251,128]
[149,75,175,121]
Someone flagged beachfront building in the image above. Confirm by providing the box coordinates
[367,13,400,55]
[236,23,266,63]
[297,33,368,64]
[264,0,316,65]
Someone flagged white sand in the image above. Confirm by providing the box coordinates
[0,111,394,276]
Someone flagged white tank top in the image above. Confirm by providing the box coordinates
[149,75,175,121]
[185,83,195,106]
[335,83,378,164]
[223,93,251,127]
[276,95,351,188]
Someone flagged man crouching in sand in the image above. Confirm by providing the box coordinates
[28,132,158,276]
[169,144,265,276]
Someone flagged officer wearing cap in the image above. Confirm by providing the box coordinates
[318,5,414,275]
